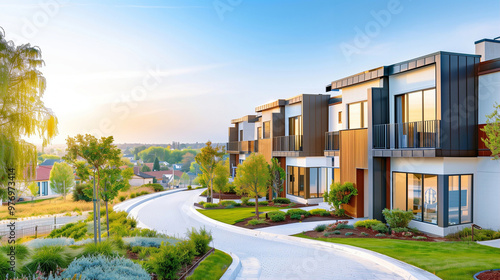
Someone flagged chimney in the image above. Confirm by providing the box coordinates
[133,166,140,174]
[475,37,500,62]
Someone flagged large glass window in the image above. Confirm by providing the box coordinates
[348,101,367,129]
[263,121,270,139]
[396,88,436,124]
[423,175,438,224]
[408,173,422,221]
[289,116,302,136]
[448,175,473,225]
[288,167,331,199]
[393,172,407,210]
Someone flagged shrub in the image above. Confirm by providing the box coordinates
[199,201,205,206]
[375,233,386,237]
[267,211,286,222]
[246,201,256,206]
[286,209,309,217]
[219,200,237,207]
[22,246,70,276]
[124,237,178,248]
[148,244,181,280]
[0,244,29,262]
[345,232,354,236]
[247,218,267,226]
[333,230,341,235]
[82,241,114,257]
[60,255,150,280]
[72,183,92,202]
[309,208,329,216]
[335,224,354,230]
[258,201,269,206]
[413,236,427,240]
[234,203,241,207]
[392,227,409,233]
[289,202,297,207]
[354,219,383,229]
[119,196,127,202]
[382,208,414,228]
[323,232,335,237]
[323,182,358,216]
[188,227,212,256]
[49,221,88,241]
[326,221,348,231]
[130,193,137,199]
[290,213,302,220]
[320,211,331,217]
[225,205,235,209]
[149,183,164,192]
[241,197,250,205]
[175,240,196,266]
[446,227,500,241]
[273,197,291,204]
[314,224,327,232]
[371,223,388,233]
[25,237,75,249]
[203,203,219,209]
[187,185,192,190]
[361,232,369,236]
[0,255,13,279]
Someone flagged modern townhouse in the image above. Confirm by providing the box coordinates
[227,37,500,236]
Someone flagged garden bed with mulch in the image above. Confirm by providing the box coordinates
[193,201,317,209]
[475,270,500,280]
[199,192,243,200]
[302,225,445,242]
[234,213,352,229]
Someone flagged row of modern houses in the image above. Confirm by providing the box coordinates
[227,37,500,236]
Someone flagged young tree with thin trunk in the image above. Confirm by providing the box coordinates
[213,160,230,202]
[195,141,225,202]
[482,103,500,159]
[64,134,121,244]
[0,29,58,198]
[234,154,271,218]
[268,158,285,199]
[28,181,38,205]
[49,162,75,200]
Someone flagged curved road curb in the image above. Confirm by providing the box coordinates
[219,250,242,280]
[113,188,187,214]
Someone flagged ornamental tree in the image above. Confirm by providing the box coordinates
[213,160,230,202]
[194,141,225,202]
[153,157,160,171]
[234,154,271,218]
[482,103,500,159]
[323,182,358,216]
[268,158,285,199]
[0,29,58,198]
[49,162,75,200]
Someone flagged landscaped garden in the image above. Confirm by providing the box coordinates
[1,210,231,280]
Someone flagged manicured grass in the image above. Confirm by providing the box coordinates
[197,206,283,224]
[187,249,232,280]
[295,233,500,280]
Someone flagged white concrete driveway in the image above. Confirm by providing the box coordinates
[130,189,440,280]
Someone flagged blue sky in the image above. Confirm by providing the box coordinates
[1,0,499,145]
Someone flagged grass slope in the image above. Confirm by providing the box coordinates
[197,206,282,224]
[187,249,232,280]
[295,234,500,280]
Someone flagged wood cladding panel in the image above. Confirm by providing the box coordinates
[302,95,329,156]
[258,139,273,163]
[228,127,238,142]
[340,129,368,217]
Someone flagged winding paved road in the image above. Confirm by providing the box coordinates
[130,189,422,280]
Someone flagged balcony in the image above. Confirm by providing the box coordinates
[273,135,303,152]
[325,131,339,150]
[227,141,239,153]
[227,140,259,154]
[373,120,440,153]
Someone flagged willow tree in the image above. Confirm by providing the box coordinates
[0,29,57,198]
[63,134,121,243]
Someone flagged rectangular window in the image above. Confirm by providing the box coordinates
[288,167,332,199]
[408,173,422,221]
[338,111,342,124]
[257,127,262,140]
[396,88,436,124]
[448,175,473,225]
[239,130,243,141]
[309,168,318,198]
[393,172,407,211]
[348,101,367,129]
[423,175,438,224]
[263,122,270,139]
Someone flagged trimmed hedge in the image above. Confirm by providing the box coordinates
[203,203,219,209]
[354,219,383,229]
[267,211,286,222]
[273,197,291,204]
[286,209,309,217]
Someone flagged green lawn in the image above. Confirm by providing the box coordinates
[295,233,500,280]
[197,206,283,224]
[187,249,232,280]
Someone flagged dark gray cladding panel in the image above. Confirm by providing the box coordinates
[438,53,480,156]
[370,77,390,126]
[372,157,388,222]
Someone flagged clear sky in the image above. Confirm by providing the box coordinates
[1,0,499,145]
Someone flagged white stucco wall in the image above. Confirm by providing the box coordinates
[286,156,332,168]
[478,71,500,124]
[388,65,436,123]
[284,103,302,136]
[238,121,255,141]
[341,79,383,130]
[328,103,343,132]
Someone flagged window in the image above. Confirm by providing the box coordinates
[348,101,367,129]
[396,88,436,124]
[338,111,342,124]
[448,175,473,225]
[288,166,331,199]
[263,121,270,139]
[288,116,302,136]
[257,127,262,140]
[239,130,243,141]
[392,172,435,224]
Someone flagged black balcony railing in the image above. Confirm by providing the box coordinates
[373,120,440,149]
[273,135,303,152]
[325,131,339,151]
[227,141,238,152]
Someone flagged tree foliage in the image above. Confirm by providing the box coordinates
[234,154,270,217]
[195,141,225,199]
[268,158,285,199]
[213,160,229,201]
[0,29,58,197]
[153,157,160,171]
[482,103,500,160]
[323,182,358,216]
[28,181,38,199]
[180,172,190,186]
[49,162,74,198]
[141,165,151,172]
